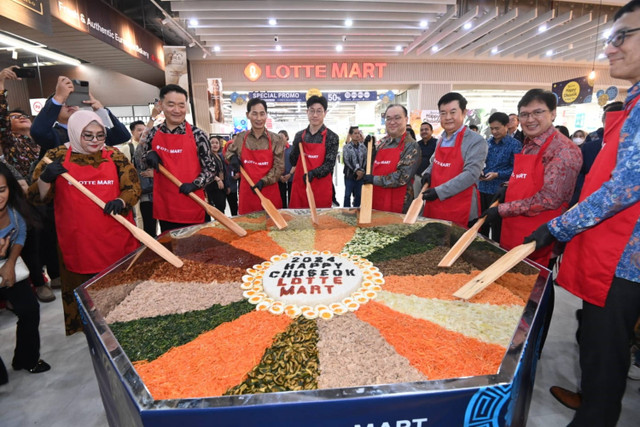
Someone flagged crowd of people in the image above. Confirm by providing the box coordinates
[0,2,639,425]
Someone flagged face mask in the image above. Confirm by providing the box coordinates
[572,137,584,145]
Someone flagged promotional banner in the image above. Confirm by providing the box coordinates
[163,46,188,91]
[208,78,224,131]
[552,76,594,107]
[249,91,377,103]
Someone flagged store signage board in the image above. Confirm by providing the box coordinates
[244,62,387,81]
[53,0,164,69]
[1,0,52,34]
[249,91,377,103]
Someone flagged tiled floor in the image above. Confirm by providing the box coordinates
[1,285,638,426]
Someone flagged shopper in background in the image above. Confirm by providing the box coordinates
[225,98,284,215]
[133,135,156,237]
[205,136,227,213]
[507,113,525,142]
[289,95,339,209]
[363,104,420,213]
[555,125,570,138]
[342,126,367,208]
[224,145,239,216]
[141,84,215,232]
[422,92,487,227]
[278,130,293,208]
[114,120,145,162]
[571,129,587,146]
[413,121,437,198]
[468,124,479,132]
[29,110,140,336]
[478,112,522,242]
[524,2,640,424]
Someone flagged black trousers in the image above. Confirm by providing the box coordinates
[40,204,60,280]
[140,201,157,237]
[206,185,227,213]
[0,279,40,369]
[226,190,238,216]
[278,181,291,209]
[478,191,502,242]
[570,276,640,427]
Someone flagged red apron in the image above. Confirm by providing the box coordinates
[557,96,640,306]
[422,127,478,227]
[55,149,139,274]
[372,133,407,213]
[289,129,332,208]
[501,131,564,267]
[238,131,282,215]
[152,123,205,224]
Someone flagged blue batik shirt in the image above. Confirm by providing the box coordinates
[478,135,522,195]
[548,81,640,283]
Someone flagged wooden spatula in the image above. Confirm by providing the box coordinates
[239,166,288,229]
[298,144,319,224]
[403,182,429,224]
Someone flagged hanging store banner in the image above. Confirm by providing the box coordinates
[207,78,224,126]
[52,0,164,69]
[551,76,594,107]
[163,46,189,91]
[249,91,378,103]
[1,0,52,34]
[249,91,306,103]
[244,62,387,81]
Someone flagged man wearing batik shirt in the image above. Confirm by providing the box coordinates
[362,104,420,213]
[0,67,40,182]
[524,1,640,424]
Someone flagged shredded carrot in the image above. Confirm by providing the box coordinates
[495,273,538,302]
[356,301,506,380]
[314,215,357,252]
[134,310,292,400]
[360,211,405,227]
[383,272,527,306]
[197,226,248,243]
[230,230,286,259]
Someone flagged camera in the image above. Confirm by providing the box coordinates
[274,36,278,42]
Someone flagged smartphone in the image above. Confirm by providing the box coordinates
[66,80,90,107]
[14,67,36,78]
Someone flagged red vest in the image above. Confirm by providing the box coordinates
[422,127,479,227]
[372,133,407,213]
[557,96,640,306]
[152,123,205,224]
[55,148,139,274]
[238,131,282,215]
[501,131,565,267]
[289,129,332,208]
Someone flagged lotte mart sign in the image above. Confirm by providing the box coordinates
[244,62,387,81]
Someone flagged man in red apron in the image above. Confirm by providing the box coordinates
[141,85,216,232]
[225,98,284,215]
[362,104,419,213]
[524,3,640,425]
[289,95,339,209]
[421,93,487,227]
[483,89,582,267]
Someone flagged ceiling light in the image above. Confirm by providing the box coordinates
[598,52,606,59]
[189,19,198,27]
[188,42,195,48]
[0,33,81,66]
[202,52,207,59]
[213,45,221,52]
[275,45,282,51]
[336,44,343,52]
[603,29,612,39]
[11,50,17,60]
[419,20,428,28]
[538,24,547,33]
[395,45,402,52]
[345,19,353,27]
[589,70,596,79]
[545,49,553,56]
[269,18,277,26]
[491,47,498,54]
[463,22,472,30]
[431,45,439,53]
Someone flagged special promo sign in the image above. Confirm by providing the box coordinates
[552,76,594,107]
[244,62,387,81]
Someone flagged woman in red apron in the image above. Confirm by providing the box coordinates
[30,110,140,335]
[372,132,408,213]
[422,127,479,227]
[289,129,333,209]
[501,131,565,267]
[238,131,282,215]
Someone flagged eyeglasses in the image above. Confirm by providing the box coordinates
[81,132,107,141]
[385,115,405,123]
[308,108,325,116]
[605,27,640,48]
[9,114,29,120]
[518,109,549,120]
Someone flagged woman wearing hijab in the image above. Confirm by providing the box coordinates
[28,110,141,335]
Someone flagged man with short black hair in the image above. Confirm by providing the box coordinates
[114,120,145,162]
[289,95,339,208]
[343,126,367,207]
[141,84,216,231]
[225,97,284,214]
[508,113,524,142]
[413,121,437,197]
[422,92,487,227]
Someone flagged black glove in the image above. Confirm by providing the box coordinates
[145,151,162,171]
[303,170,314,184]
[103,199,125,215]
[491,186,508,204]
[420,173,431,187]
[523,223,556,250]
[422,188,438,201]
[251,179,264,193]
[481,206,500,225]
[362,174,374,185]
[179,182,199,195]
[228,154,241,170]
[39,160,67,183]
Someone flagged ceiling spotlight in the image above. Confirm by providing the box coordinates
[463,22,472,30]
[603,29,612,39]
[589,70,596,79]
[269,18,277,26]
[395,45,402,52]
[419,20,428,28]
[161,18,169,25]
[188,42,195,48]
[202,52,208,58]
[189,18,198,27]
[598,52,606,59]
[11,50,18,60]
[213,45,221,52]
[275,45,282,51]
[538,24,548,33]
[336,44,343,52]
[545,49,553,56]
[491,47,498,54]
[431,45,439,53]
[345,19,353,27]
